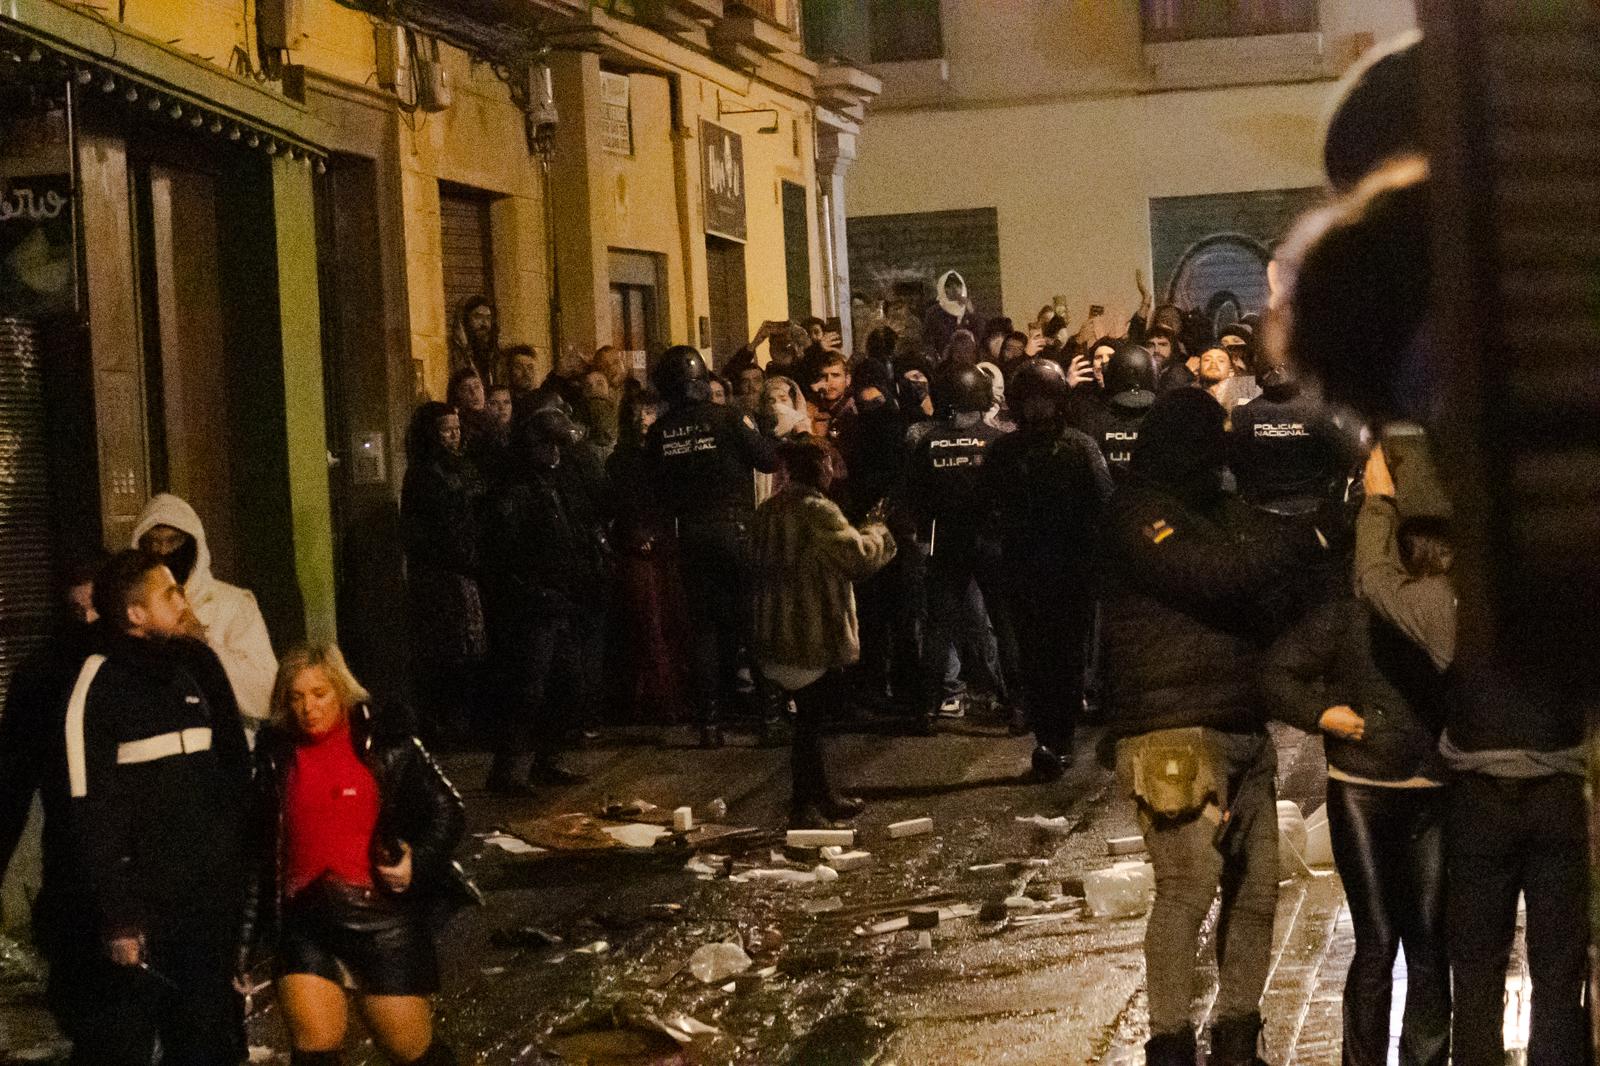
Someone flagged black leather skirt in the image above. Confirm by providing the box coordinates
[276,878,439,996]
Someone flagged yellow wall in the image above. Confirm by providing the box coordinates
[95,0,827,383]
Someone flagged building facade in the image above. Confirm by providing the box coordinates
[830,0,1416,335]
[0,0,881,713]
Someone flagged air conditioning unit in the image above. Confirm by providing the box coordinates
[374,24,410,92]
[256,0,305,51]
[415,36,453,113]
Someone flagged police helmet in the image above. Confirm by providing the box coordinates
[652,345,711,407]
[1104,345,1158,407]
[515,405,584,453]
[932,362,993,414]
[1006,359,1070,424]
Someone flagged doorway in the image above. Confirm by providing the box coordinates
[781,180,811,323]
[704,235,748,369]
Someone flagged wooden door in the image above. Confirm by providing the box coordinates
[704,235,747,369]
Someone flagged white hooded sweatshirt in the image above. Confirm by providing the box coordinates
[131,494,278,724]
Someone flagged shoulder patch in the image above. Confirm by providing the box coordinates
[1143,519,1175,544]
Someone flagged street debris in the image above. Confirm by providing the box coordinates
[489,925,563,950]
[824,849,873,872]
[604,823,673,848]
[688,941,752,983]
[1015,813,1073,834]
[887,816,934,838]
[786,828,854,848]
[1084,860,1156,918]
[480,831,544,856]
[509,812,622,851]
[1106,834,1145,856]
[1302,802,1333,866]
[672,806,694,832]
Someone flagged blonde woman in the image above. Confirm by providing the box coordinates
[240,645,468,1065]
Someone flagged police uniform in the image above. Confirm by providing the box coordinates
[1072,394,1152,481]
[646,401,779,733]
[984,421,1112,767]
[903,412,1003,721]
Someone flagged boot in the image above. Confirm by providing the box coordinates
[788,804,846,830]
[528,761,586,787]
[1029,746,1066,783]
[1144,1027,1197,1066]
[819,793,865,821]
[1205,1012,1268,1066]
[291,1052,344,1066]
[405,1042,458,1066]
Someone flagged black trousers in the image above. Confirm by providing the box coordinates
[788,672,845,810]
[1447,772,1591,1066]
[32,891,102,1048]
[73,916,244,1066]
[1005,571,1090,755]
[677,519,752,727]
[1326,780,1449,1066]
[491,608,600,779]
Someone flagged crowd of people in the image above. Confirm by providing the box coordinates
[0,31,1588,1066]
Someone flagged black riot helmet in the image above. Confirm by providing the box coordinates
[652,344,711,407]
[931,361,993,414]
[1103,345,1158,408]
[1007,359,1070,425]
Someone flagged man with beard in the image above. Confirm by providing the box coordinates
[646,346,780,748]
[1071,345,1159,481]
[449,295,508,389]
[1146,324,1195,393]
[1100,388,1318,1066]
[66,550,252,1064]
[983,360,1112,779]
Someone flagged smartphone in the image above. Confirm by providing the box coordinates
[825,316,842,333]
[1089,304,1105,317]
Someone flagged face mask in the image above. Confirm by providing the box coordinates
[161,538,199,585]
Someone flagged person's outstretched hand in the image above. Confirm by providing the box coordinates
[1364,444,1396,499]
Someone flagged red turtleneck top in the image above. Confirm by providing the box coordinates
[284,720,380,896]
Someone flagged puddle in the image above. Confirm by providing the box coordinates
[789,1012,896,1065]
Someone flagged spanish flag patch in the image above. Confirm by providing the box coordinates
[1144,519,1175,544]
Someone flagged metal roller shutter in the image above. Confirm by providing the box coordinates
[0,316,55,707]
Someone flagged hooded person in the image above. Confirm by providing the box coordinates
[132,494,277,728]
[922,270,984,357]
[448,295,507,390]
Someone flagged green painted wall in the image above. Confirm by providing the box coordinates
[272,156,337,643]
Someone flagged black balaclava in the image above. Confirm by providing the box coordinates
[161,536,199,585]
[1131,388,1230,506]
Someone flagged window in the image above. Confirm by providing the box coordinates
[868,0,943,63]
[1141,0,1318,44]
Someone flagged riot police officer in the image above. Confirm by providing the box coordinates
[984,360,1113,779]
[1229,358,1364,603]
[903,362,1004,733]
[645,346,780,748]
[1072,344,1159,480]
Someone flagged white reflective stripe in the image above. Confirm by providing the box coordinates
[65,654,107,799]
[115,727,213,766]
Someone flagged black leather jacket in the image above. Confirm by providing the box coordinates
[239,705,469,958]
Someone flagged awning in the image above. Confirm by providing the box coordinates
[0,0,328,156]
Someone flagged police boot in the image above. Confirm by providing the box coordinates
[405,1041,458,1066]
[1144,1027,1197,1066]
[1205,1012,1268,1066]
[290,1051,343,1066]
[1029,745,1066,783]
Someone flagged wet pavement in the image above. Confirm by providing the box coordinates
[0,716,1532,1064]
